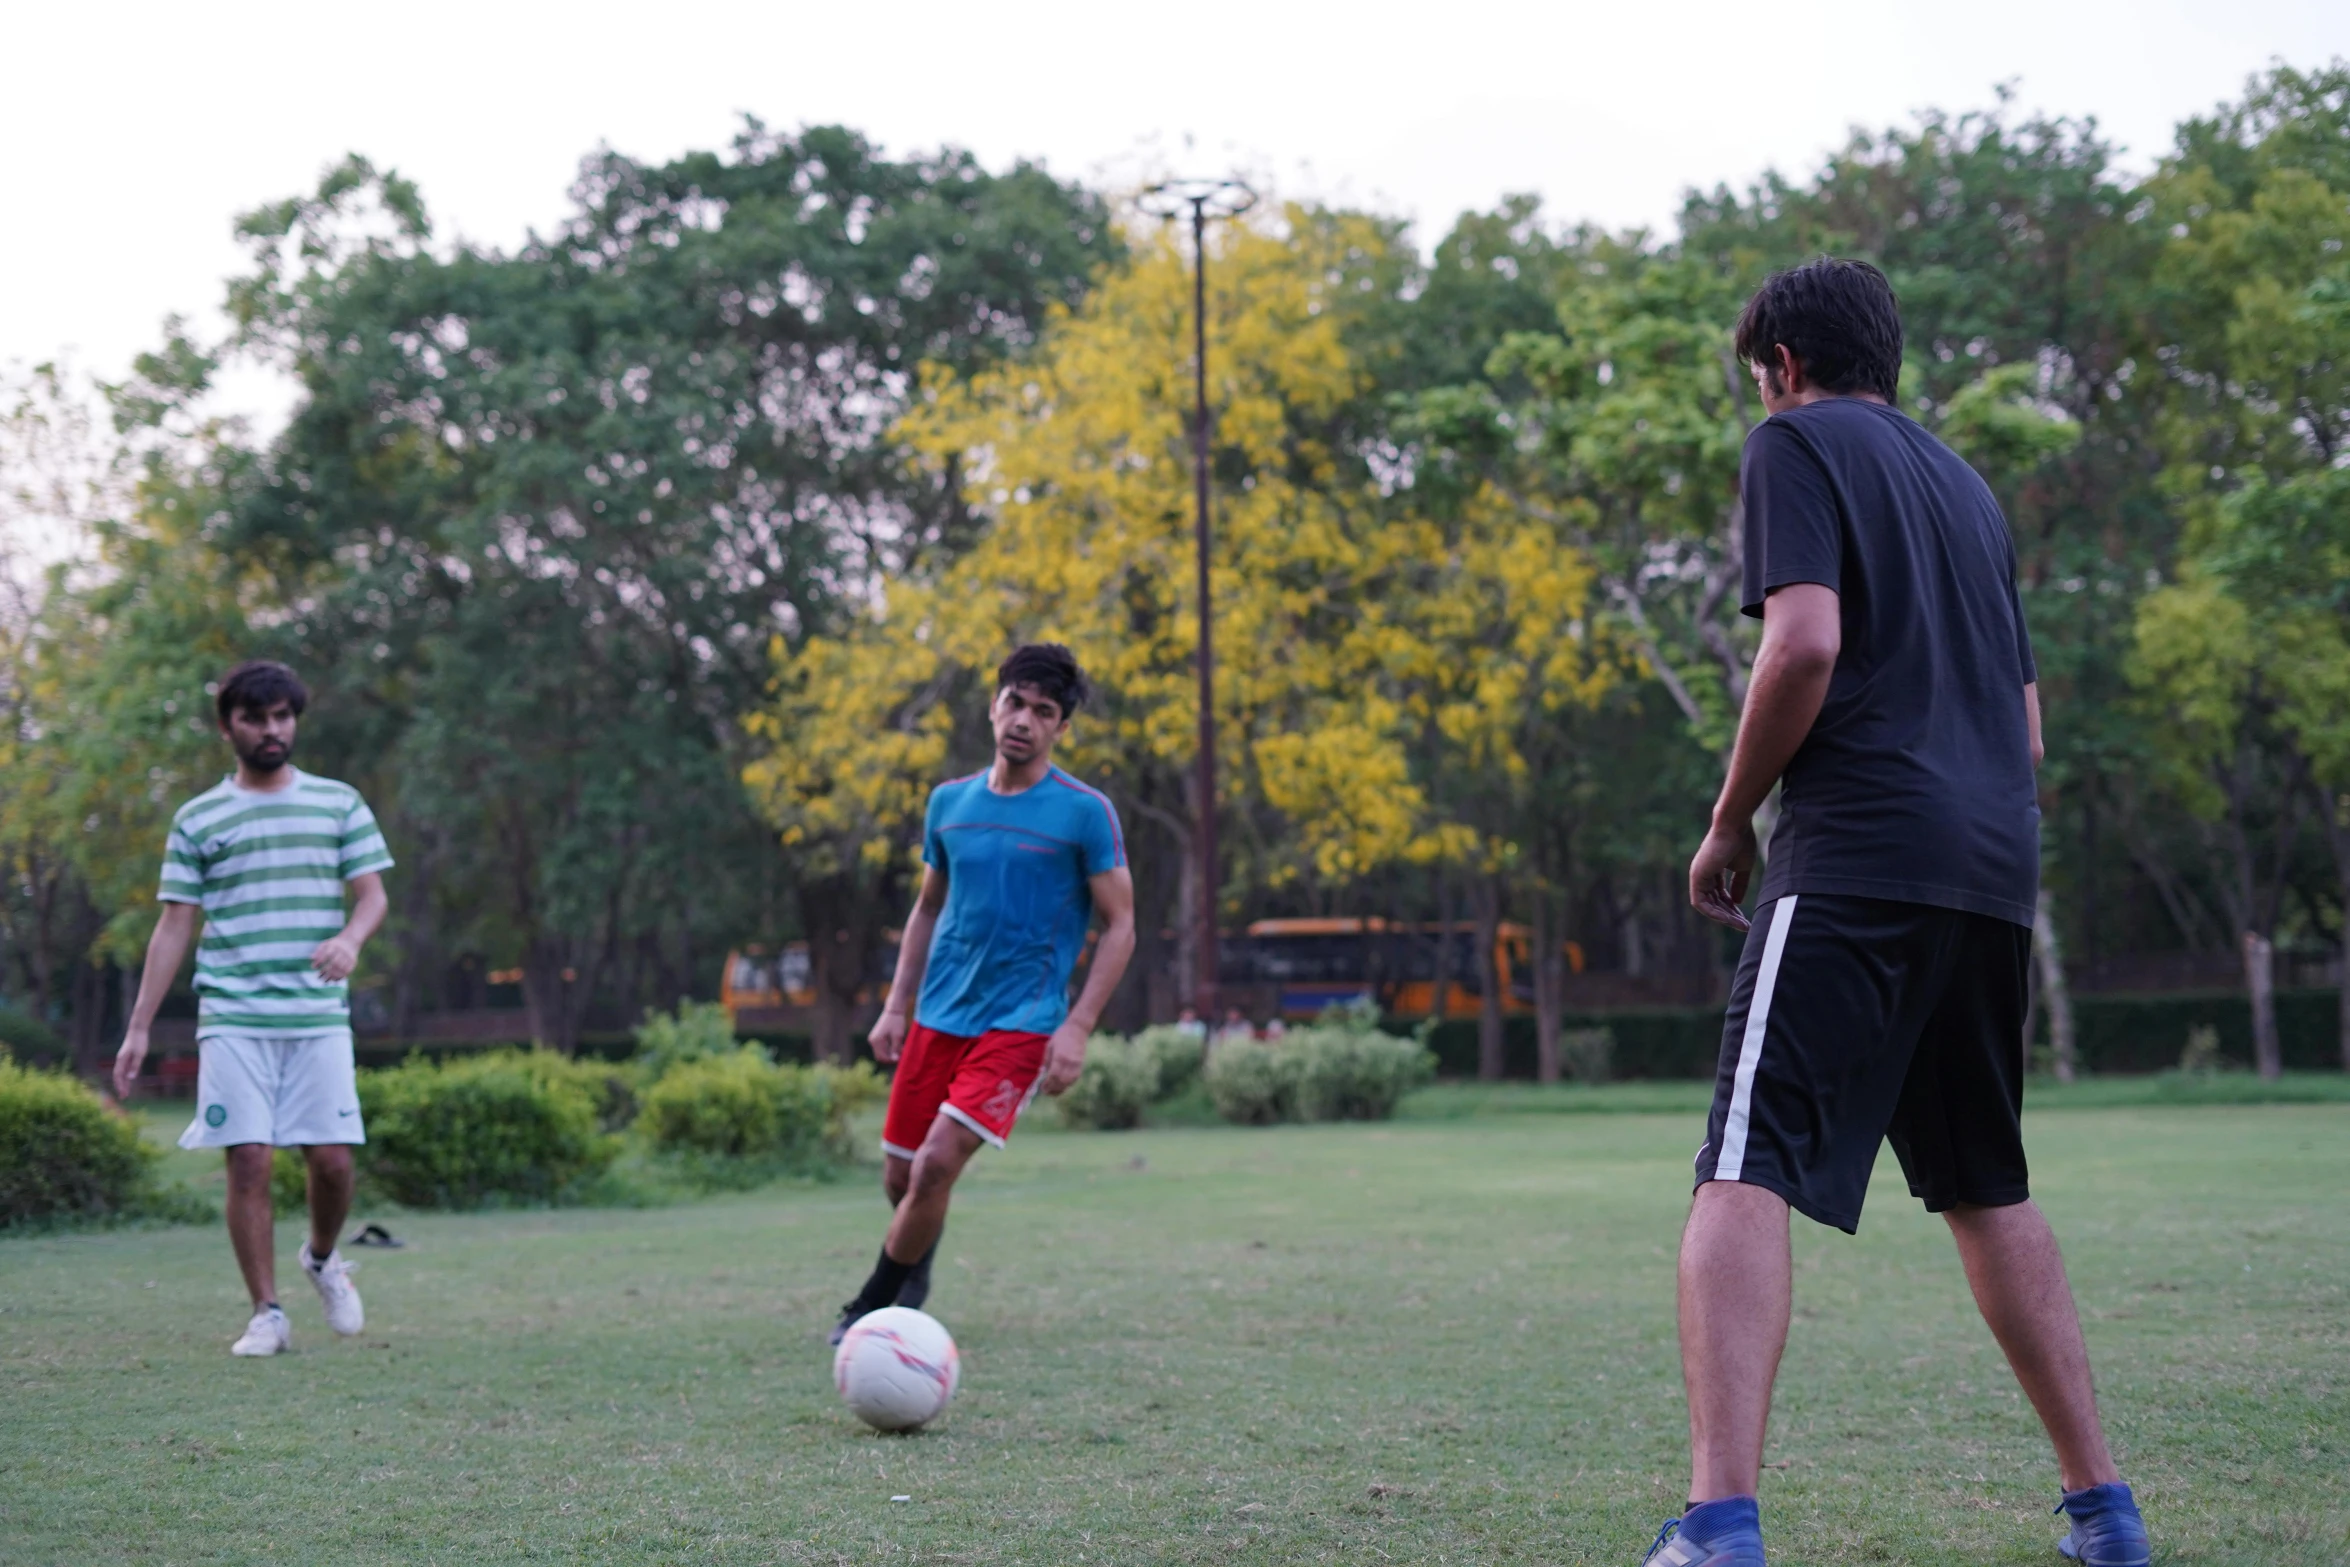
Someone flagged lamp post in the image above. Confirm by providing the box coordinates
[1138,177,1255,1018]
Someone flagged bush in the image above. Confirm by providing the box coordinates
[631,1000,745,1080]
[0,1004,66,1066]
[639,1050,883,1170]
[1056,1037,1164,1130]
[1291,1027,1437,1121]
[1560,1027,1616,1084]
[1205,1024,1436,1127]
[1129,1025,1208,1098]
[0,1061,209,1229]
[358,1050,620,1210]
[1204,1036,1301,1125]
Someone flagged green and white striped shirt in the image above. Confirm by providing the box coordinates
[157,769,394,1038]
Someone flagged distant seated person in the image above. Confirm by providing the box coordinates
[1215,1006,1257,1042]
[1262,1018,1287,1040]
[1174,1006,1207,1039]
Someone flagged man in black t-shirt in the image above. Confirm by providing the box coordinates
[1642,260,2150,1567]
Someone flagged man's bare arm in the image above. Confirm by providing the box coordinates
[1688,582,1842,931]
[1040,867,1137,1096]
[2025,682,2043,770]
[311,870,388,983]
[868,866,949,1064]
[113,903,201,1098]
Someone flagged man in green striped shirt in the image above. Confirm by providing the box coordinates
[114,661,392,1357]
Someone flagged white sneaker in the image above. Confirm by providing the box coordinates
[300,1244,365,1336]
[231,1305,291,1357]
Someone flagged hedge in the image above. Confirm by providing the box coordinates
[0,1061,212,1229]
[1416,986,2348,1080]
[358,1050,621,1209]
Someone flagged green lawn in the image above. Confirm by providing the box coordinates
[3,1094,2344,1564]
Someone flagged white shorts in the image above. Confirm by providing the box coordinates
[177,1030,366,1149]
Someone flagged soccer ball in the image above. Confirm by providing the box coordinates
[833,1306,960,1431]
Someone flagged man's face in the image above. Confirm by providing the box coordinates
[222,700,298,773]
[991,683,1068,765]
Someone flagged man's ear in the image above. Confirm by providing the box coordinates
[1772,343,1803,395]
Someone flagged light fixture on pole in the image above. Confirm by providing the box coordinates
[1137,176,1256,1018]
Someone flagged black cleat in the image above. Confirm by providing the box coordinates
[827,1301,870,1348]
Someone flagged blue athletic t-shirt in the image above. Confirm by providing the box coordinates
[915,766,1127,1037]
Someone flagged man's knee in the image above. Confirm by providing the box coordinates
[304,1144,353,1179]
[883,1157,912,1206]
[224,1144,272,1184]
[908,1133,976,1199]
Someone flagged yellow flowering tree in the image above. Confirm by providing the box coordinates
[746,209,1621,1038]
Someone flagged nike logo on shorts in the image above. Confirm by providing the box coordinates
[337,1107,358,1117]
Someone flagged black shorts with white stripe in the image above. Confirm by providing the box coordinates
[1694,893,2034,1233]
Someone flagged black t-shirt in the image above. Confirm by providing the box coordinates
[1740,397,2039,928]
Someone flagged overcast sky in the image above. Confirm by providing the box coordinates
[5,0,2346,429]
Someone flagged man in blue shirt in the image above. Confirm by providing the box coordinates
[829,644,1136,1344]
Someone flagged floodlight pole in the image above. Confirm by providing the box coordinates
[1141,178,1255,1019]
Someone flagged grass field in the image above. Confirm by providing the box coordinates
[3,1087,2345,1565]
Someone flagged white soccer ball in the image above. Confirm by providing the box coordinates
[834,1306,960,1431]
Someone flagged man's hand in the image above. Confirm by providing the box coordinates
[112,1025,150,1101]
[868,1008,909,1064]
[1689,816,1759,932]
[311,932,363,983]
[1039,1020,1090,1096]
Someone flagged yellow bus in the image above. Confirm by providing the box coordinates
[1225,917,1582,1020]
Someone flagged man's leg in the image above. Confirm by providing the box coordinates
[877,1152,942,1307]
[834,1120,979,1339]
[1680,1180,1793,1503]
[886,1114,983,1266]
[223,1144,277,1310]
[303,1144,355,1260]
[1944,1200,2120,1490]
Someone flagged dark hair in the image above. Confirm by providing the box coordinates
[995,643,1090,717]
[1733,257,1904,401]
[215,660,309,726]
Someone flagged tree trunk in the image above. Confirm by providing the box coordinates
[522,937,580,1055]
[2322,802,2350,1073]
[1473,878,1504,1082]
[70,959,108,1078]
[2241,929,2281,1081]
[1532,890,1563,1084]
[1428,866,1456,1024]
[2033,889,2078,1083]
[809,984,858,1065]
[1173,817,1201,1014]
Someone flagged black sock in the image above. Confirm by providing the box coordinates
[895,1234,942,1310]
[260,1301,280,1313]
[849,1247,915,1313]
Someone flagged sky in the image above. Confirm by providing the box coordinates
[4,0,2346,436]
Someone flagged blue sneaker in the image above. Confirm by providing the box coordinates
[1642,1497,1766,1567]
[2057,1482,2151,1567]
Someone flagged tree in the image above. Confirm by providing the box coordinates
[214,132,1118,1048]
[2184,470,2350,1070]
[2126,63,2350,1072]
[750,210,1624,1059]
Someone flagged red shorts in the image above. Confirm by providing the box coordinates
[881,1023,1051,1157]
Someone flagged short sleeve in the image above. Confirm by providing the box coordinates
[157,815,204,906]
[338,793,395,880]
[1079,791,1126,877]
[921,787,948,870]
[1739,419,1843,618]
